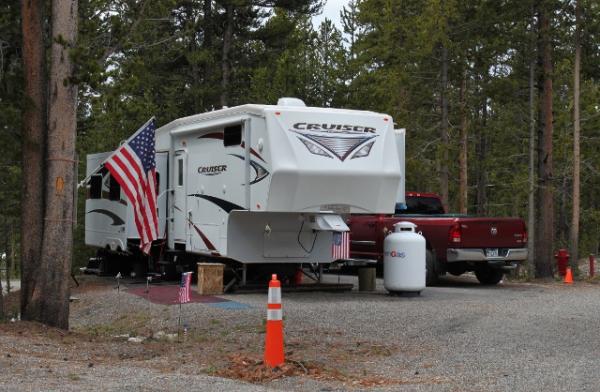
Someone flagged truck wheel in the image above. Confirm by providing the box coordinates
[426,250,438,286]
[475,267,504,285]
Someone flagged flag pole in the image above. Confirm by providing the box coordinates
[77,116,156,188]
[178,301,182,334]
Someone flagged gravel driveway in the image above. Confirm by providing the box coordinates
[2,273,600,391]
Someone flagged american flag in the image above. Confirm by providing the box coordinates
[332,231,350,260]
[104,119,158,254]
[178,272,192,304]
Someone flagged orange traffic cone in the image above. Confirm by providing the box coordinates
[264,274,284,367]
[564,267,573,284]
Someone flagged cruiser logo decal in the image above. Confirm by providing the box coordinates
[198,165,227,176]
[293,123,376,133]
[291,122,378,161]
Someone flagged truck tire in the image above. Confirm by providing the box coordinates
[475,267,503,285]
[426,249,438,286]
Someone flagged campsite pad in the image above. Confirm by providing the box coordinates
[127,285,249,308]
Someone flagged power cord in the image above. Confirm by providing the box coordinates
[297,220,318,253]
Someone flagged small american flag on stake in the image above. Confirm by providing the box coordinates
[104,118,158,255]
[178,272,192,304]
[332,231,350,260]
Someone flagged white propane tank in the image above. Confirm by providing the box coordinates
[383,221,426,293]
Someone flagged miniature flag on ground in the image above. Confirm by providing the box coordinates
[104,119,158,254]
[332,231,350,260]
[178,272,192,304]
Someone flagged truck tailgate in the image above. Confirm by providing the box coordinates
[455,218,526,248]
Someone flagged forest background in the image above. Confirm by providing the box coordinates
[1,0,600,279]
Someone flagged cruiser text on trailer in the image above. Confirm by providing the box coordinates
[84,98,404,284]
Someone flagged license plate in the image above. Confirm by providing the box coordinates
[485,248,499,258]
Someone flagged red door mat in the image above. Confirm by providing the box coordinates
[127,285,230,305]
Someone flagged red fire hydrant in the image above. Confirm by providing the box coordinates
[555,249,569,277]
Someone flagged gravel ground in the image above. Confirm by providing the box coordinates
[2,273,600,391]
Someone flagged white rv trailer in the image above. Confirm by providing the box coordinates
[84,98,404,279]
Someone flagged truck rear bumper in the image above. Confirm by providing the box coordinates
[446,248,528,263]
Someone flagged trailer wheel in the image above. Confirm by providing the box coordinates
[425,249,438,286]
[475,266,504,285]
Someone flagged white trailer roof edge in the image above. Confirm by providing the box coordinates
[156,103,386,135]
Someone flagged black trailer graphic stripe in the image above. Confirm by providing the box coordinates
[240,141,267,163]
[188,194,245,213]
[228,154,270,185]
[87,209,125,226]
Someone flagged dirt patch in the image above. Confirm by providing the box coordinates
[2,279,420,390]
[216,353,448,388]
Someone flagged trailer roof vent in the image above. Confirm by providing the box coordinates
[277,97,306,107]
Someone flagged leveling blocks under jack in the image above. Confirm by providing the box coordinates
[264,274,284,367]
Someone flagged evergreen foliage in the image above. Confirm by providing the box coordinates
[3,0,600,273]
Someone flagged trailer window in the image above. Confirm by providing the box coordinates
[177,158,183,186]
[89,175,101,199]
[108,174,120,201]
[155,172,160,193]
[223,124,242,147]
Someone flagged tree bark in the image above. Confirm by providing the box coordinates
[36,0,79,329]
[203,0,213,50]
[527,17,536,278]
[459,71,468,214]
[20,0,47,321]
[0,268,3,320]
[439,44,449,211]
[476,99,488,215]
[220,2,234,107]
[569,0,581,268]
[535,6,554,278]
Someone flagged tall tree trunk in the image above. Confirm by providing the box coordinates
[535,6,554,278]
[439,44,449,211]
[476,99,488,215]
[527,22,536,278]
[557,175,568,241]
[459,71,468,214]
[0,269,3,320]
[199,0,213,109]
[36,0,79,329]
[20,0,47,321]
[220,2,234,107]
[203,0,213,50]
[569,0,581,269]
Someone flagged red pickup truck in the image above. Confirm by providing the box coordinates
[348,192,528,285]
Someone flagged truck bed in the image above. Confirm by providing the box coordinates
[347,193,528,285]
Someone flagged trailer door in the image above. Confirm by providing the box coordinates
[171,150,187,246]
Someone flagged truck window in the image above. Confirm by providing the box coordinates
[223,124,242,146]
[89,174,101,199]
[108,174,120,201]
[396,196,445,215]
